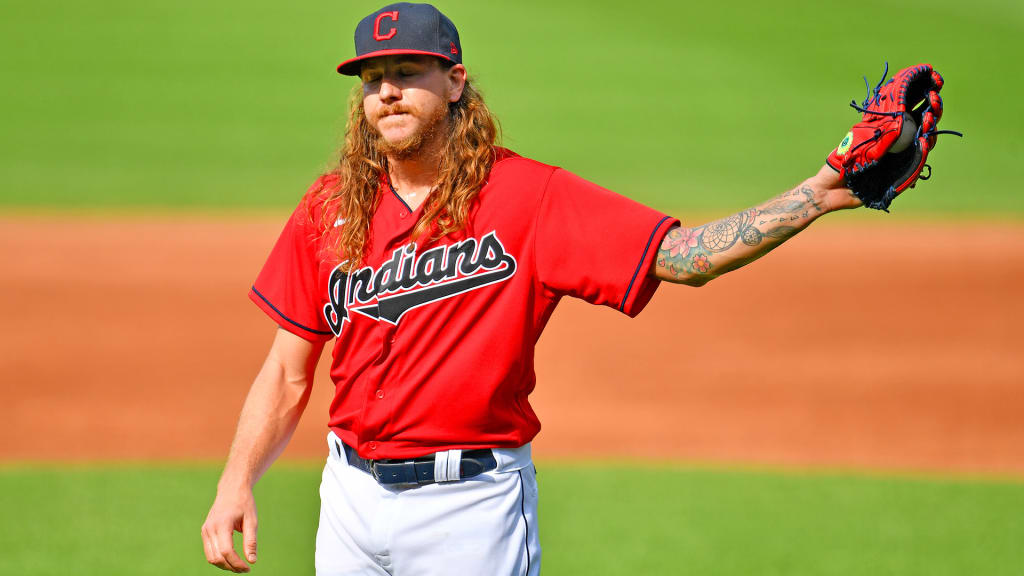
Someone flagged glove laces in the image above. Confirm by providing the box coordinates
[849,62,902,117]
[846,61,965,144]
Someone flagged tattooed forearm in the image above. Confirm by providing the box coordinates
[759,199,806,215]
[760,187,823,216]
[655,185,825,285]
[699,209,756,253]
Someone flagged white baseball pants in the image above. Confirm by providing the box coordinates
[315,431,541,576]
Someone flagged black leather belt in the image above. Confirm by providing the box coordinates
[336,440,497,485]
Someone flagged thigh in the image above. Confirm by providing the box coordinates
[389,466,541,576]
[315,455,393,576]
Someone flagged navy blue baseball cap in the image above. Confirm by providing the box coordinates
[336,3,463,76]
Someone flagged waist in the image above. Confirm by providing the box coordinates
[327,431,531,485]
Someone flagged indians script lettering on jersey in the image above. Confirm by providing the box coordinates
[323,231,517,336]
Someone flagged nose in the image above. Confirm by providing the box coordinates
[378,75,401,103]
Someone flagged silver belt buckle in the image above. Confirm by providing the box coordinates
[369,459,383,482]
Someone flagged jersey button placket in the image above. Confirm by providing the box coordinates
[375,323,391,362]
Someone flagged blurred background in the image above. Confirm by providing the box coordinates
[1,0,1022,574]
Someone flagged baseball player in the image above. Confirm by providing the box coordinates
[201,3,953,574]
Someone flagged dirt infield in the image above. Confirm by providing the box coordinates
[1,215,1022,476]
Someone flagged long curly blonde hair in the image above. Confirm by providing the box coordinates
[317,71,499,272]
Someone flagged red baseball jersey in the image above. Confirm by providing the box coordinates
[250,149,679,458]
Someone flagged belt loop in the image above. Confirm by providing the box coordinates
[432,449,463,482]
[447,449,462,480]
[433,450,449,482]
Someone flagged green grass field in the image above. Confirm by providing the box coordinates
[1,463,1022,575]
[1,0,1020,215]
[2,2,1021,574]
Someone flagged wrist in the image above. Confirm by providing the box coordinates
[808,183,836,214]
[217,467,256,493]
[806,166,861,212]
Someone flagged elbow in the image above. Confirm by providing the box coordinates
[681,274,714,288]
[653,265,717,287]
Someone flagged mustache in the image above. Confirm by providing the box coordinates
[375,105,414,120]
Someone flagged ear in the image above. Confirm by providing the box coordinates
[446,64,467,103]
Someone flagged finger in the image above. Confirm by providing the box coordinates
[212,526,251,573]
[201,525,217,565]
[206,527,232,571]
[242,512,259,564]
[207,540,231,571]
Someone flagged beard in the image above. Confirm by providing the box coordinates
[372,102,449,160]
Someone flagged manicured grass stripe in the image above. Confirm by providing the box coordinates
[0,463,1021,575]
[0,0,1020,215]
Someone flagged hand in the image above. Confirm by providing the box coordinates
[808,164,862,212]
[201,486,259,572]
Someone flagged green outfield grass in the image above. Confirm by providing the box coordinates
[1,463,1021,575]
[1,0,1019,215]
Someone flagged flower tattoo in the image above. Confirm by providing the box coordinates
[691,253,711,273]
[664,228,699,258]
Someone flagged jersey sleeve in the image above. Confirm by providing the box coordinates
[535,168,679,317]
[248,184,336,342]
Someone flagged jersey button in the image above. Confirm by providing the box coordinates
[368,441,378,451]
[376,389,385,399]
[399,210,408,218]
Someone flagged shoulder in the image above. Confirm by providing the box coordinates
[488,147,560,189]
[489,148,613,199]
[305,172,343,208]
[289,172,344,232]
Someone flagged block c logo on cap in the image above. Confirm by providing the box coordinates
[373,11,398,41]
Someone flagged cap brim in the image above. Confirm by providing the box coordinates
[337,49,457,76]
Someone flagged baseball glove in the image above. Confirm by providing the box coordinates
[826,63,962,211]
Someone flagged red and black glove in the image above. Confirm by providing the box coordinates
[826,63,962,211]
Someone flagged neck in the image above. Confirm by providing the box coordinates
[387,150,440,195]
[386,127,447,209]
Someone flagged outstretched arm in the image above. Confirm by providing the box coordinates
[201,328,324,573]
[652,165,860,286]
